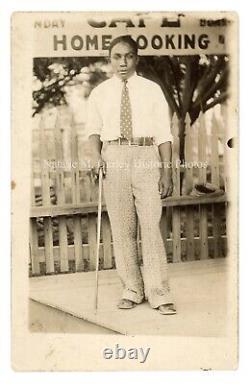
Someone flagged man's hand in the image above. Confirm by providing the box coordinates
[158,141,173,199]
[158,172,173,199]
[90,153,106,181]
[88,135,106,181]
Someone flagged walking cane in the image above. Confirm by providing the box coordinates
[94,166,103,313]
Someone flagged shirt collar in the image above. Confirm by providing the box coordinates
[112,72,138,86]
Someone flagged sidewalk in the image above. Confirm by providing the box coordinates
[29,258,227,336]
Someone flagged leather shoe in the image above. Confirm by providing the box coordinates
[158,303,177,315]
[117,299,137,309]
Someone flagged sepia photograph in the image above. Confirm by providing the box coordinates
[12,11,238,370]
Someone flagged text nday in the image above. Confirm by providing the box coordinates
[34,16,183,29]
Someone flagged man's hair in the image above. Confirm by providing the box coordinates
[109,35,138,56]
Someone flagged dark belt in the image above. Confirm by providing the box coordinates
[106,137,154,146]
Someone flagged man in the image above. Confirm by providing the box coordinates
[87,35,176,315]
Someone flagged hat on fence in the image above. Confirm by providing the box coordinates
[189,183,224,197]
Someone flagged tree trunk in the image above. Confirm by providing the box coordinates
[178,117,185,164]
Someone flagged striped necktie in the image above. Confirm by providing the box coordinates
[120,80,133,140]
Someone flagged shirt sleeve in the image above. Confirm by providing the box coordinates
[153,84,173,146]
[85,88,103,138]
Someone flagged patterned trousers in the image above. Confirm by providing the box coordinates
[101,144,173,308]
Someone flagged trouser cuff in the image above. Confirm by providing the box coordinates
[148,289,174,309]
[122,288,145,304]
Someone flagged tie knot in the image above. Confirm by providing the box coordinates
[123,80,128,86]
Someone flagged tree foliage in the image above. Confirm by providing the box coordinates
[138,55,229,123]
[137,54,229,160]
[32,57,109,116]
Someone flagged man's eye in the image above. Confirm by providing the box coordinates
[127,54,135,59]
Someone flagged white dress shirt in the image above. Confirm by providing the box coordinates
[86,72,173,146]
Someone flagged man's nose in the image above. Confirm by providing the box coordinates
[120,56,127,66]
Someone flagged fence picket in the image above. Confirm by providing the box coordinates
[71,114,81,204]
[212,204,221,258]
[55,112,69,272]
[172,113,181,195]
[184,114,195,260]
[211,112,221,257]
[58,218,69,272]
[31,165,36,207]
[40,113,54,273]
[102,212,113,269]
[171,113,181,262]
[30,218,40,275]
[82,244,89,270]
[40,113,51,205]
[43,218,54,273]
[74,216,84,271]
[165,207,171,239]
[88,212,97,270]
[198,112,208,259]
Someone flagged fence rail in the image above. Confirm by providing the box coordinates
[30,106,227,276]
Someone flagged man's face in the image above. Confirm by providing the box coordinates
[110,42,138,80]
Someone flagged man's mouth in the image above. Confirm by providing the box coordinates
[119,69,128,74]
